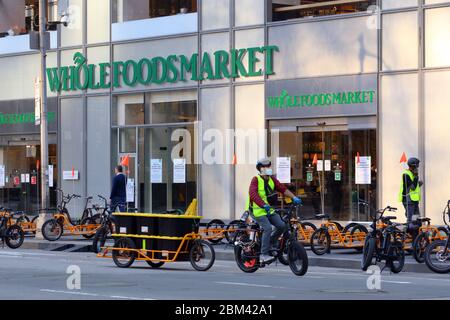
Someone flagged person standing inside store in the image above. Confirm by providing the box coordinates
[110,165,127,212]
[398,157,423,238]
[246,158,303,264]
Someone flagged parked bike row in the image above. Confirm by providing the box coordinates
[1,192,449,276]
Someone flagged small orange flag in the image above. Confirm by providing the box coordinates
[400,152,407,164]
[232,154,237,165]
[356,152,361,164]
[312,154,318,165]
[36,160,40,170]
[72,166,75,177]
[121,155,130,167]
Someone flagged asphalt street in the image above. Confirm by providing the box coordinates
[0,248,449,300]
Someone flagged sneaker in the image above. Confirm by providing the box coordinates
[260,254,275,264]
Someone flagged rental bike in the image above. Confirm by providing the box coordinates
[424,200,450,273]
[0,210,24,249]
[361,205,406,273]
[92,195,117,253]
[233,203,308,276]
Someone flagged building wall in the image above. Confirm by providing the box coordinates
[1,1,450,221]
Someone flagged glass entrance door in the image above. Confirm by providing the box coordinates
[277,127,376,222]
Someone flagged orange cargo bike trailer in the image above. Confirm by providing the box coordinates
[98,212,216,271]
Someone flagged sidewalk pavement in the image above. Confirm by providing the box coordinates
[18,235,433,274]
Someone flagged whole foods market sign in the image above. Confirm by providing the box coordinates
[266,74,378,119]
[47,46,279,92]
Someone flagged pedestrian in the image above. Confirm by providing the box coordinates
[110,165,127,212]
[398,157,423,239]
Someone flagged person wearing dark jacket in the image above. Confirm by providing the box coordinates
[110,165,127,212]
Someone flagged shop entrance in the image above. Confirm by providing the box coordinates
[0,136,58,212]
[274,119,376,222]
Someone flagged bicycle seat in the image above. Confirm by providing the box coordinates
[417,217,431,223]
[315,214,329,219]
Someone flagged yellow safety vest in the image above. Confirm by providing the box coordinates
[245,175,275,217]
[398,170,421,202]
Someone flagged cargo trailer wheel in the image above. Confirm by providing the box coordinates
[189,240,215,271]
[112,237,136,268]
[146,261,165,268]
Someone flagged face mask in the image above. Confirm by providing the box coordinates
[262,168,273,176]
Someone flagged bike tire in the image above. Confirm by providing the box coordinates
[342,222,358,234]
[424,240,450,274]
[234,245,259,273]
[205,219,225,244]
[361,235,376,271]
[437,227,449,238]
[112,237,136,268]
[189,240,215,271]
[288,241,308,276]
[42,219,64,241]
[310,228,330,255]
[16,215,30,224]
[81,217,96,239]
[387,241,405,273]
[146,261,165,268]
[31,216,38,224]
[224,220,245,244]
[350,224,369,252]
[5,225,24,249]
[92,226,108,253]
[412,233,429,263]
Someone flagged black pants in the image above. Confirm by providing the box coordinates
[403,201,420,239]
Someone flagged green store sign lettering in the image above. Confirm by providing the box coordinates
[47,46,279,92]
[0,112,56,125]
[268,89,376,109]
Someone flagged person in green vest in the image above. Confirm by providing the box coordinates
[247,158,302,263]
[398,157,423,238]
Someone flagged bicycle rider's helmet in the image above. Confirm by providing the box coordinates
[256,158,271,172]
[407,157,420,168]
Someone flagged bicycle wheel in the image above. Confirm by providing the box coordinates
[342,222,358,234]
[437,227,449,239]
[287,241,308,276]
[112,237,136,268]
[224,220,245,244]
[92,226,108,253]
[42,219,64,241]
[350,224,368,252]
[412,233,429,263]
[16,215,30,225]
[310,228,330,255]
[81,217,96,239]
[424,240,450,274]
[387,241,405,273]
[146,261,165,268]
[234,244,259,273]
[91,214,102,225]
[189,239,215,271]
[206,219,225,244]
[5,225,24,249]
[361,235,376,271]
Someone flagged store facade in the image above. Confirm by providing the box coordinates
[1,0,450,223]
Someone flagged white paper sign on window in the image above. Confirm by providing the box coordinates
[0,165,5,187]
[48,165,54,187]
[317,160,324,172]
[151,159,163,183]
[355,156,371,185]
[276,157,291,183]
[126,178,135,203]
[173,159,186,184]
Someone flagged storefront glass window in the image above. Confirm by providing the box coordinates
[87,0,110,44]
[113,94,145,126]
[201,0,230,30]
[271,0,376,22]
[276,128,376,222]
[425,0,450,4]
[112,0,197,23]
[120,128,137,153]
[235,0,264,27]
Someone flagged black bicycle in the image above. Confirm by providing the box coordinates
[92,195,116,254]
[361,205,406,273]
[0,211,24,249]
[233,203,308,276]
[424,200,450,274]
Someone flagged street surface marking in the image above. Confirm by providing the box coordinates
[215,281,273,288]
[381,281,412,284]
[40,289,155,300]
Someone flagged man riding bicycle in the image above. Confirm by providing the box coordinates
[246,158,302,263]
